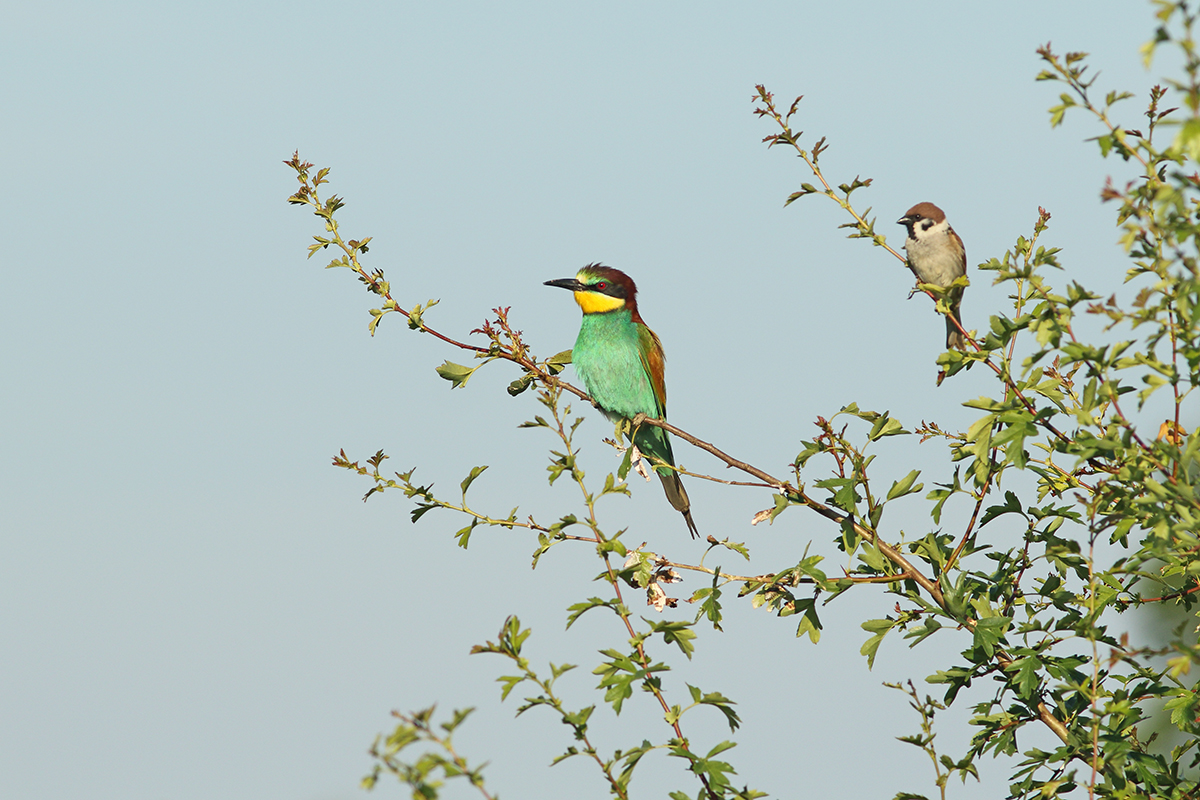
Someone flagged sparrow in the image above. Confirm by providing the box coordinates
[897,202,967,349]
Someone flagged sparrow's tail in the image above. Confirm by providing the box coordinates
[657,470,699,539]
[945,301,966,350]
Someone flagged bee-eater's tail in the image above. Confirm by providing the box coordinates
[657,470,698,539]
[635,424,698,538]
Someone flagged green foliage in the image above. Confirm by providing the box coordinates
[284,4,1200,797]
[886,680,981,800]
[363,705,491,798]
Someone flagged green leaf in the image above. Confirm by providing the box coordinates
[454,519,477,548]
[705,740,738,758]
[496,674,524,700]
[600,472,630,498]
[440,707,475,734]
[460,465,488,495]
[1173,117,1200,161]
[507,374,535,396]
[795,598,822,643]
[1009,656,1042,699]
[407,298,440,330]
[436,360,477,389]
[868,414,909,441]
[903,618,942,647]
[926,666,973,703]
[695,569,724,631]
[565,597,618,629]
[860,618,895,669]
[550,747,581,766]
[886,469,922,501]
[693,687,743,732]
[971,615,1010,658]
[646,619,698,659]
[617,445,633,480]
[549,662,577,680]
[593,649,643,715]
[980,491,1024,528]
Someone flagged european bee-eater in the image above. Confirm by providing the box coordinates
[544,265,698,538]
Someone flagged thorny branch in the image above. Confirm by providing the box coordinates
[751,88,1086,449]
[286,151,1074,752]
[546,384,722,799]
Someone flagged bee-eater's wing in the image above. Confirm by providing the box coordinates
[633,322,697,538]
[635,324,667,418]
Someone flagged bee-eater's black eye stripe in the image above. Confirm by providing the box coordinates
[587,281,626,298]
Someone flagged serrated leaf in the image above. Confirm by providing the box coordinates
[860,618,895,669]
[1010,656,1042,699]
[454,519,477,548]
[460,465,488,495]
[795,598,822,643]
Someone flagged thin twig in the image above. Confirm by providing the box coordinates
[943,471,994,575]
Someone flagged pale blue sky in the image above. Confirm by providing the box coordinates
[1,2,1168,798]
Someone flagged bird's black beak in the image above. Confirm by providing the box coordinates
[896,215,912,226]
[544,278,585,291]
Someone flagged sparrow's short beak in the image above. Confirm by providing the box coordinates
[544,278,585,291]
[896,215,912,226]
